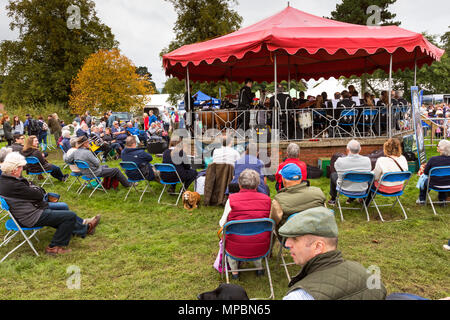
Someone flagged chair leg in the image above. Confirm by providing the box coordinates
[265,257,275,300]
[362,200,370,222]
[158,185,167,204]
[336,196,344,222]
[372,199,385,222]
[428,193,438,216]
[124,185,133,201]
[175,185,185,206]
[225,256,230,284]
[397,197,408,220]
[280,254,291,283]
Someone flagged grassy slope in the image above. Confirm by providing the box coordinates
[0,140,448,300]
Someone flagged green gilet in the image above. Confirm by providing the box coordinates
[287,250,387,300]
[274,181,326,230]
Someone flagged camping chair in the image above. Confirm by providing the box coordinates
[25,156,54,187]
[357,109,379,137]
[153,163,185,206]
[119,161,153,202]
[0,197,42,263]
[222,218,275,300]
[366,171,412,222]
[424,166,450,215]
[336,172,374,222]
[74,160,108,198]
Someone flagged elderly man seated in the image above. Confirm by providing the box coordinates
[90,126,112,161]
[219,169,271,280]
[111,121,128,147]
[63,137,80,173]
[121,136,155,181]
[0,152,100,255]
[280,207,387,300]
[417,139,450,205]
[60,130,72,153]
[66,136,133,188]
[212,134,241,166]
[328,140,372,206]
[270,163,326,236]
[275,143,307,192]
[76,123,89,138]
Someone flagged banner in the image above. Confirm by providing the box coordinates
[411,86,427,166]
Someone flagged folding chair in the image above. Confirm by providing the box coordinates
[67,170,84,192]
[357,109,378,137]
[424,166,450,215]
[119,161,153,202]
[25,156,54,187]
[0,197,42,263]
[337,109,359,137]
[366,171,412,222]
[154,163,185,206]
[222,218,275,300]
[336,172,374,222]
[74,160,108,198]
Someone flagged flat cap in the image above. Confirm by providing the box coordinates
[278,207,338,238]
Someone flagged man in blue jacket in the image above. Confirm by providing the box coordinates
[121,136,155,181]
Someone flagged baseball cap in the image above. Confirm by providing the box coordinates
[280,163,302,181]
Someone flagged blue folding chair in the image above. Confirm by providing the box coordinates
[424,166,450,215]
[0,197,42,263]
[25,156,54,187]
[119,161,153,202]
[336,172,374,222]
[367,171,412,222]
[357,109,378,137]
[74,160,108,198]
[67,170,84,192]
[222,218,275,300]
[337,109,359,137]
[154,163,185,206]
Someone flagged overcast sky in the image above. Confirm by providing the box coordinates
[1,0,449,90]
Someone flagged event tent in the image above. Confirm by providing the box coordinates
[163,6,444,83]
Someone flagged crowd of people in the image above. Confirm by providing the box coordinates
[421,103,450,138]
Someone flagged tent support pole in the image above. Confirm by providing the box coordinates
[388,54,393,138]
[230,67,233,95]
[187,65,191,136]
[288,55,291,92]
[414,50,417,86]
[274,53,278,140]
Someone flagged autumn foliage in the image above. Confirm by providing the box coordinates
[69,48,152,114]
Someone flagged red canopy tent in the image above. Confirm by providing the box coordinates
[163,6,444,83]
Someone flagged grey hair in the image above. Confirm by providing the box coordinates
[438,140,450,156]
[347,139,361,154]
[287,143,300,159]
[0,147,13,163]
[238,169,260,190]
[62,130,71,138]
[69,137,78,148]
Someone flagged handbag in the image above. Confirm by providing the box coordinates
[213,239,229,273]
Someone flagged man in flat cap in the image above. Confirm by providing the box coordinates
[270,163,325,236]
[280,207,387,300]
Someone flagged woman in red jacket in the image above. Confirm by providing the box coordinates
[219,169,272,280]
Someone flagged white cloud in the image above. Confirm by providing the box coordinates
[0,0,448,90]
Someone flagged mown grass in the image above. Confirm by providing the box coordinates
[0,139,448,300]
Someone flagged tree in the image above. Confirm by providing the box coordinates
[330,0,400,26]
[136,66,158,94]
[0,0,117,107]
[161,0,243,103]
[69,49,150,115]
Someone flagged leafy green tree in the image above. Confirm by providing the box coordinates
[161,0,243,104]
[136,66,158,94]
[0,0,117,107]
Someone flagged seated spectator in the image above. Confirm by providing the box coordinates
[63,138,80,173]
[161,137,198,192]
[337,90,356,108]
[376,91,389,106]
[0,147,13,175]
[270,163,326,236]
[90,126,112,161]
[219,169,271,279]
[0,152,100,255]
[111,121,127,147]
[126,121,148,146]
[365,138,408,205]
[21,135,68,182]
[11,133,25,153]
[212,134,241,166]
[102,127,123,157]
[228,146,270,196]
[328,140,372,206]
[60,130,72,153]
[275,143,307,191]
[76,123,89,138]
[121,136,155,181]
[417,140,450,205]
[65,136,133,188]
[280,207,387,300]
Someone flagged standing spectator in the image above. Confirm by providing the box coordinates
[417,140,450,205]
[12,116,24,135]
[275,143,307,192]
[161,110,171,133]
[143,113,150,131]
[148,110,158,127]
[328,140,372,206]
[365,138,408,205]
[121,136,155,181]
[24,114,40,137]
[218,169,271,279]
[107,111,115,128]
[173,111,180,131]
[85,111,92,128]
[37,116,48,151]
[1,115,13,146]
[21,136,68,182]
[48,113,62,145]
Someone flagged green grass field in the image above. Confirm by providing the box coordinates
[0,139,448,300]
